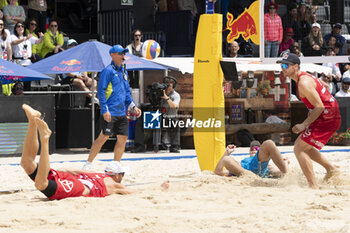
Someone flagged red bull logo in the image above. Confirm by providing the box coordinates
[226,1,260,45]
[60,59,82,66]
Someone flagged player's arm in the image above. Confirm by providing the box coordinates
[293,76,325,133]
[214,145,236,176]
[112,183,137,195]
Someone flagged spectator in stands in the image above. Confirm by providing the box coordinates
[0,18,12,61]
[264,2,283,57]
[0,10,3,19]
[290,41,303,57]
[310,12,317,24]
[126,29,142,57]
[301,22,326,56]
[326,35,340,55]
[320,72,336,96]
[279,27,294,55]
[226,41,240,58]
[324,23,345,55]
[11,22,43,66]
[27,0,47,34]
[40,19,64,58]
[25,18,42,63]
[177,0,197,16]
[335,77,350,97]
[322,47,341,94]
[3,0,25,34]
[60,39,99,105]
[298,1,311,40]
[282,3,302,42]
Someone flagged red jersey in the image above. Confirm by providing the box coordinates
[75,173,109,198]
[47,169,109,200]
[296,72,341,149]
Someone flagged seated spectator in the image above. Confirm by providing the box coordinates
[226,41,240,58]
[40,19,64,58]
[324,23,345,55]
[61,39,98,105]
[11,22,43,66]
[264,2,283,57]
[335,77,350,97]
[322,47,341,94]
[319,72,336,96]
[25,18,42,63]
[177,0,197,16]
[279,27,294,55]
[327,35,340,55]
[126,29,142,57]
[3,0,25,34]
[290,41,303,57]
[297,1,311,40]
[0,18,12,61]
[301,22,326,56]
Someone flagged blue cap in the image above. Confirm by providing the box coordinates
[109,44,128,54]
[342,77,350,83]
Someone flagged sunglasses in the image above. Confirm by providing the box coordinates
[250,146,260,152]
[50,25,58,28]
[0,23,3,26]
[344,82,350,85]
[269,7,276,9]
[117,51,126,55]
[16,25,24,28]
[30,23,37,26]
[281,63,290,69]
[134,34,141,37]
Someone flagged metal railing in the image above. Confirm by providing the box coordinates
[99,9,134,46]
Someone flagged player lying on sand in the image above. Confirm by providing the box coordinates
[215,140,289,178]
[20,104,169,200]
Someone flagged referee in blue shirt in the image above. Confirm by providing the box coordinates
[83,45,141,170]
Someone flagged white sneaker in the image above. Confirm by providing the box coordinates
[82,162,92,171]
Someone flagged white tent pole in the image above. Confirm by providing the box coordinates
[139,70,144,104]
[259,0,264,60]
[91,72,97,144]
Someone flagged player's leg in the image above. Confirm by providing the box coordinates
[114,135,127,161]
[33,117,52,191]
[258,140,287,173]
[20,104,41,175]
[87,131,109,162]
[294,136,318,188]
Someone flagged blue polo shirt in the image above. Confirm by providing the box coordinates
[98,62,134,116]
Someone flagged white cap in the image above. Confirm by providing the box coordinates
[67,39,78,46]
[104,161,129,175]
[312,23,320,29]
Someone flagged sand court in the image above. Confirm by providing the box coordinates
[1,146,350,233]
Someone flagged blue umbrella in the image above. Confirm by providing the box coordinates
[0,59,53,84]
[28,41,175,73]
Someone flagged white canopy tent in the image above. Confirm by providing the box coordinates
[152,57,332,75]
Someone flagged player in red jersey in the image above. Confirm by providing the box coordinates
[20,104,139,200]
[277,53,341,189]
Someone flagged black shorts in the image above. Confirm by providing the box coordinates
[101,115,128,136]
[28,165,57,198]
[60,76,75,85]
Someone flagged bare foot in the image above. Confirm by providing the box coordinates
[324,167,341,181]
[22,104,41,121]
[161,180,170,191]
[34,117,51,140]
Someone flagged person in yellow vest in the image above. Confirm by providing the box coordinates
[40,18,63,58]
